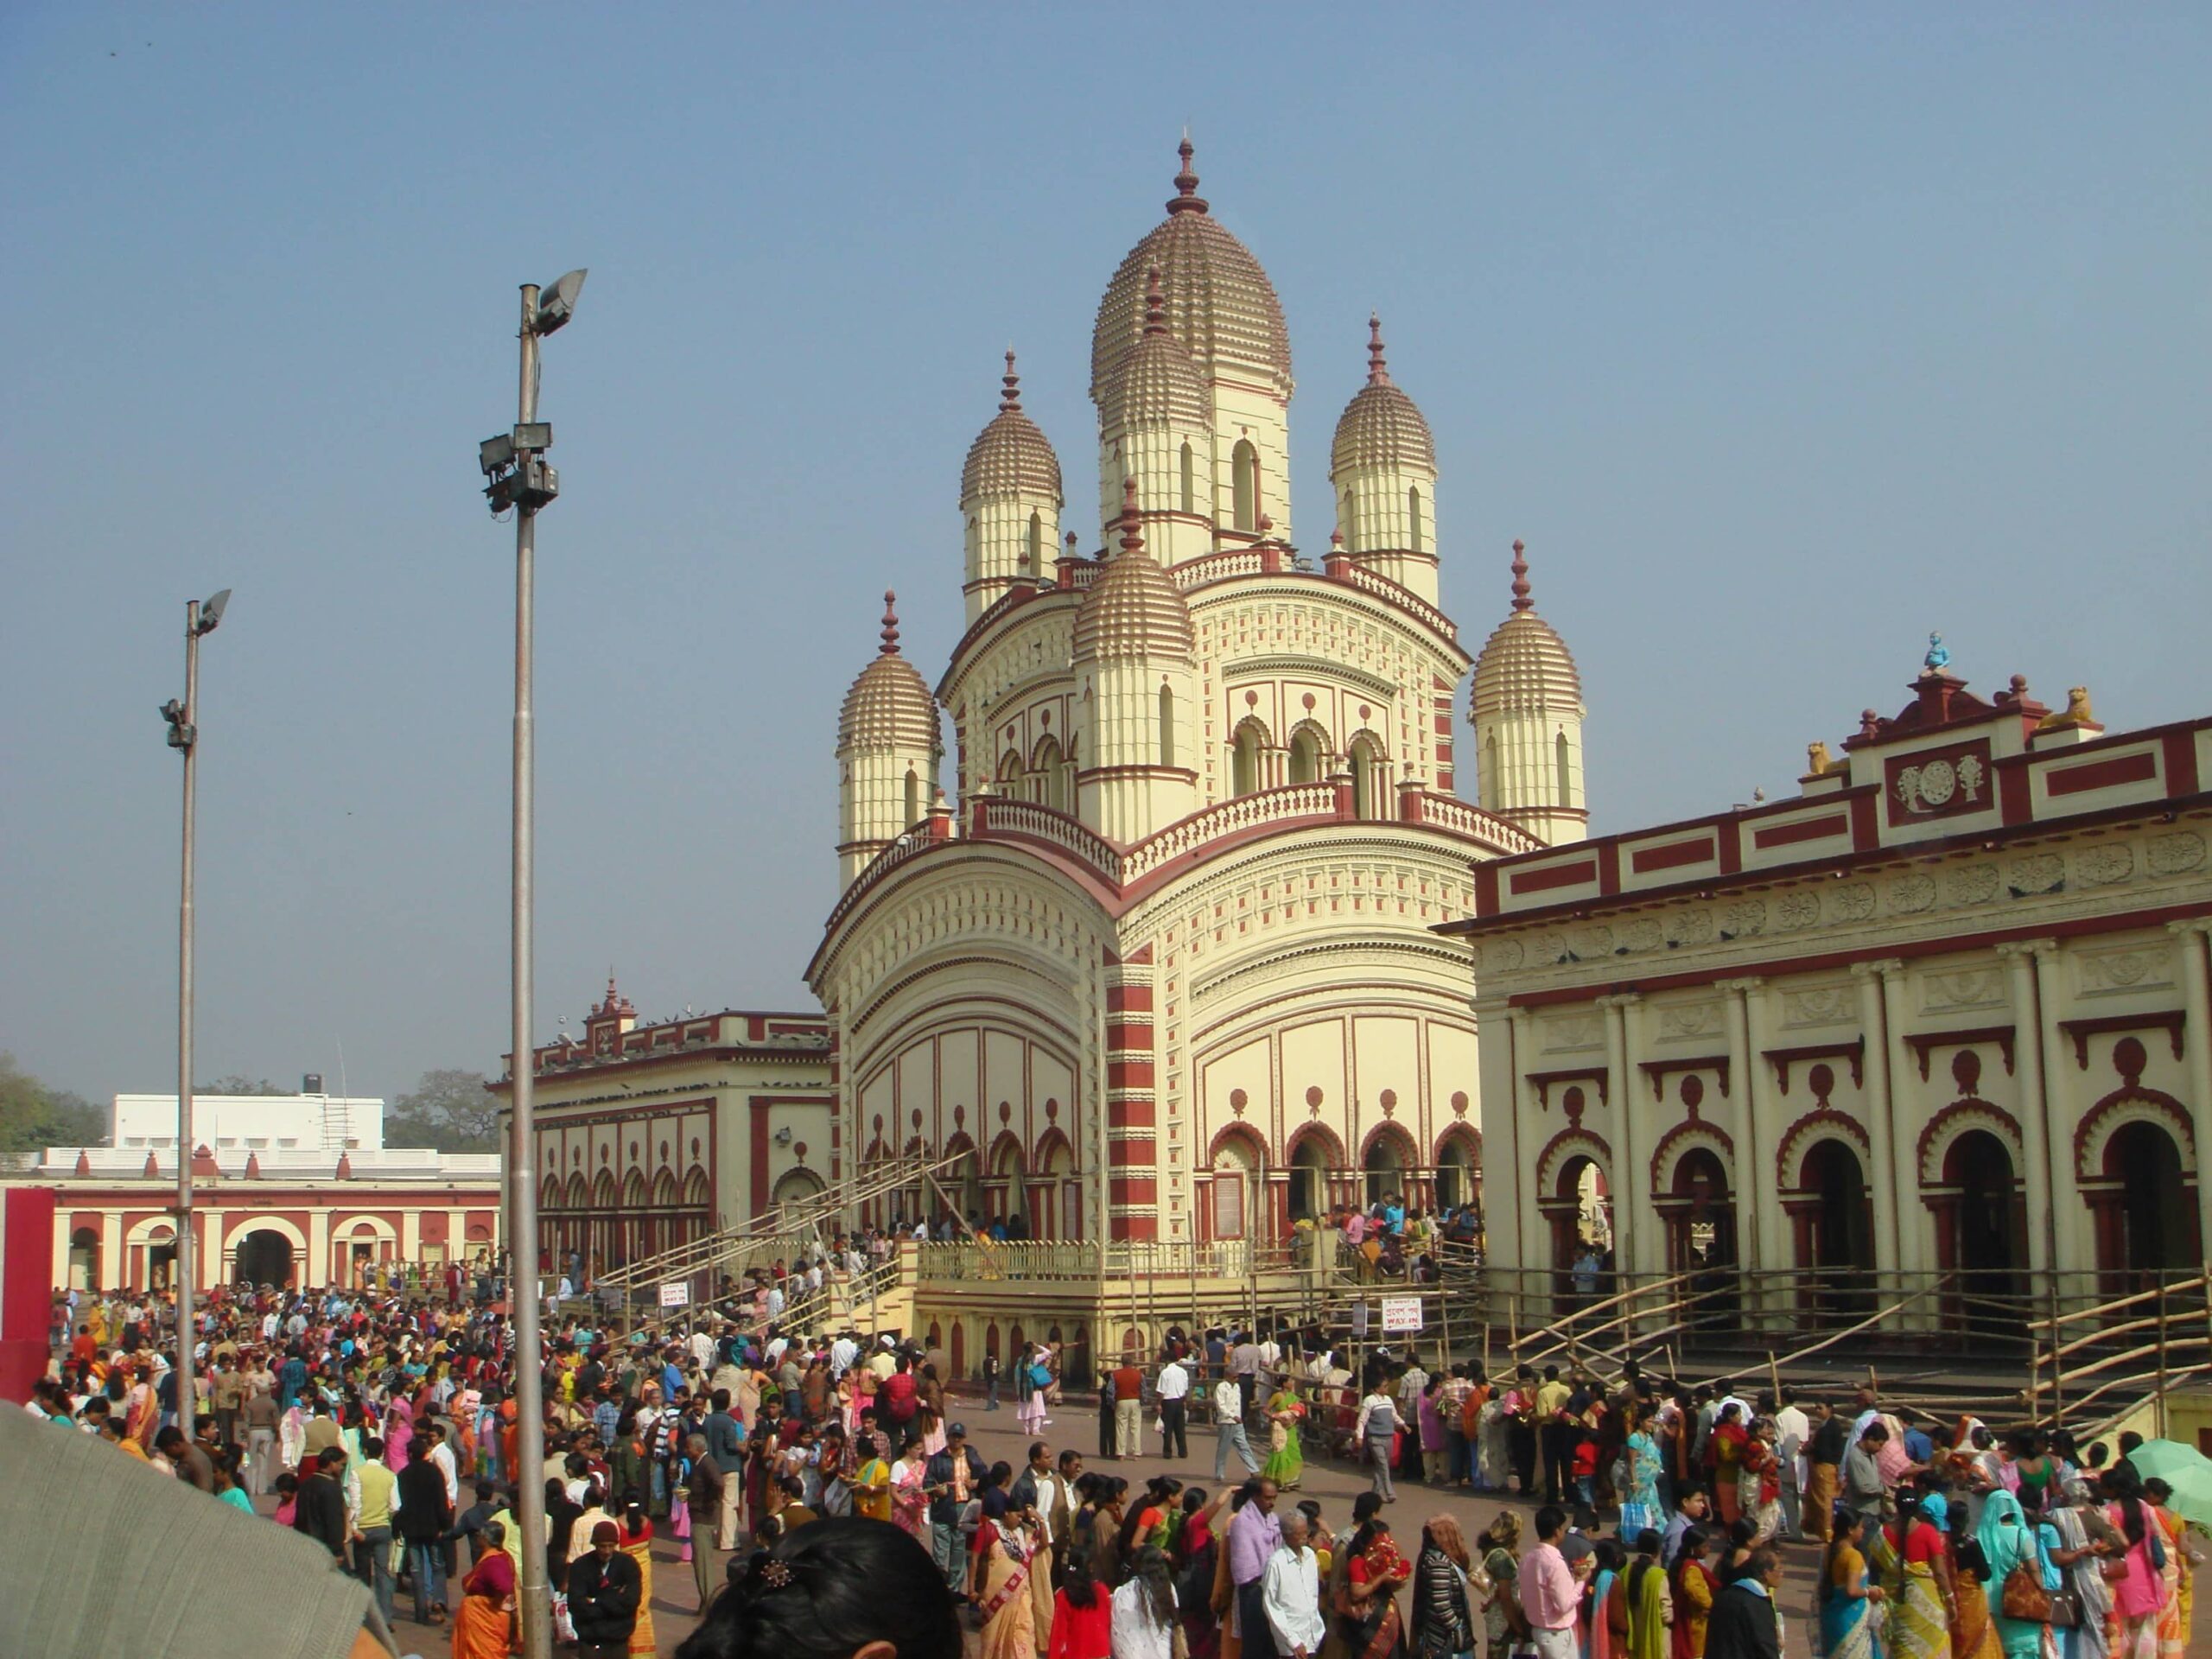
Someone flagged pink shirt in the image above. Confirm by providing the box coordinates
[1518,1541,1580,1632]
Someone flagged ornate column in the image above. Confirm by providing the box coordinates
[2030,942,2085,1285]
[2169,919,2212,1269]
[1851,961,1906,1296]
[1995,939,2057,1278]
[1716,980,1764,1280]
[1598,993,1642,1278]
[1503,1002,1541,1294]
[200,1205,226,1290]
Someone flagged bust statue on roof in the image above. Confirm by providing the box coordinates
[1923,632,1951,676]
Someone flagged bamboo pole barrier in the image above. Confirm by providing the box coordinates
[2157,1278,2170,1440]
[1763,1280,1948,1375]
[2064,1360,2212,1427]
[2044,1310,2198,1367]
[1510,1270,1697,1350]
[2027,1275,2186,1333]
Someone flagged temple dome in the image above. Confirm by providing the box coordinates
[1330,316,1435,479]
[960,353,1063,505]
[1074,483,1197,662]
[1100,264,1208,429]
[1471,544,1582,715]
[838,594,941,750]
[1090,140,1292,404]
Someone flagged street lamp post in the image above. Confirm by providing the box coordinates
[161,586,231,1444]
[480,268,585,1659]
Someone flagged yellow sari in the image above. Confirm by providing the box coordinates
[976,1521,1037,1659]
[1872,1522,1948,1659]
[618,1521,656,1656]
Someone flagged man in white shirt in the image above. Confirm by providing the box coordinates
[1772,1386,1809,1541]
[1156,1357,1191,1461]
[1214,1376,1261,1482]
[1230,1333,1262,1418]
[830,1333,858,1379]
[1262,1511,1325,1659]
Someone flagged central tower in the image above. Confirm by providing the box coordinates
[1090,139,1294,551]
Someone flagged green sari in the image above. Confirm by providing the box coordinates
[1262,1389,1306,1487]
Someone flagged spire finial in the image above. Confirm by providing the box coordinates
[1118,474,1144,558]
[1143,264,1168,336]
[879,589,900,654]
[1367,312,1390,386]
[1167,133,1208,215]
[1000,349,1020,413]
[1510,540,1532,612]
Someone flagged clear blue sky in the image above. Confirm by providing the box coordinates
[3,6,2206,1111]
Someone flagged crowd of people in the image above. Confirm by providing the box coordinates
[22,1266,2208,1659]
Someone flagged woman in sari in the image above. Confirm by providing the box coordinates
[1618,1531,1670,1659]
[1585,1539,1623,1659]
[2098,1470,2166,1659]
[1669,1529,1715,1659]
[853,1440,894,1522]
[1818,1510,1885,1659]
[1981,1488,2056,1659]
[2046,1479,2115,1659]
[1477,1389,1510,1495]
[1478,1512,1525,1659]
[1739,1420,1783,1547]
[1947,1497,2001,1659]
[124,1366,159,1450]
[2139,1480,2188,1659]
[1618,1408,1662,1542]
[1178,1491,1225,1659]
[1341,1517,1414,1659]
[452,1527,518,1659]
[1264,1382,1308,1490]
[613,1494,656,1657]
[1885,1490,1960,1659]
[1706,1405,1748,1528]
[977,1506,1044,1659]
[385,1389,415,1471]
[890,1435,932,1539]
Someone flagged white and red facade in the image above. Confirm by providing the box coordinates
[1445,670,2212,1311]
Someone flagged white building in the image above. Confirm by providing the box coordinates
[111,1079,383,1154]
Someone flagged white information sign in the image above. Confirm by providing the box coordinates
[658,1281,691,1309]
[1380,1296,1423,1333]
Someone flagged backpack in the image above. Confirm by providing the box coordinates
[881,1372,917,1422]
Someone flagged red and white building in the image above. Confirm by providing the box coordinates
[12,1081,500,1291]
[1443,665,2212,1308]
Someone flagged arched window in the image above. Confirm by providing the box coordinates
[1231,441,1259,532]
[1231,716,1269,797]
[1349,733,1386,820]
[1483,733,1498,810]
[1027,510,1043,573]
[1289,722,1329,785]
[1338,491,1354,549]
[1179,442,1195,515]
[1033,735,1065,812]
[903,767,920,829]
[1158,684,1176,768]
[1556,731,1573,807]
[1408,486,1424,554]
[998,749,1024,799]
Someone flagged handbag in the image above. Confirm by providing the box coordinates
[2045,1590,2082,1629]
[1999,1562,2051,1623]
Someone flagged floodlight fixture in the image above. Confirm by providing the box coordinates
[532,268,588,335]
[197,588,232,634]
[512,421,552,452]
[480,433,517,475]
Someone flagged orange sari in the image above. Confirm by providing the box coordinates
[452,1552,518,1658]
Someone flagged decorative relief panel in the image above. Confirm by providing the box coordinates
[2074,947,2173,997]
[1781,985,1853,1029]
[1828,883,1877,922]
[2075,844,2134,887]
[1920,969,2006,1016]
[2007,855,2065,897]
[1887,874,1936,914]
[1656,1002,1721,1042]
[1942,865,2000,907]
[1775,892,1821,931]
[2146,831,2205,875]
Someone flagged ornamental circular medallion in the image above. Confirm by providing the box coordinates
[1917,758,1956,805]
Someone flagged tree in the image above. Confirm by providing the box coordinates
[0,1053,107,1170]
[385,1068,501,1153]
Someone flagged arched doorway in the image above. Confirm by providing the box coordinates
[1940,1128,2024,1332]
[1543,1153,1611,1307]
[235,1228,294,1288]
[2109,1121,2196,1281]
[1363,1128,1414,1208]
[1662,1147,1738,1333]
[67,1228,100,1292]
[1287,1135,1332,1222]
[1795,1140,1875,1319]
[1204,1130,1262,1244]
[1288,723,1330,786]
[993,1135,1029,1233]
[1434,1133,1478,1213]
[772,1166,827,1217]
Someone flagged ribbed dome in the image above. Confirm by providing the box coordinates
[1101,264,1207,429]
[1074,483,1197,662]
[1090,140,1292,404]
[961,353,1063,505]
[1471,544,1582,715]
[838,593,941,750]
[1330,315,1435,480]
